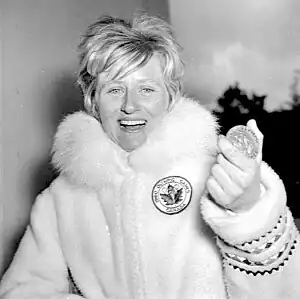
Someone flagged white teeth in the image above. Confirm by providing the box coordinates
[120,120,146,126]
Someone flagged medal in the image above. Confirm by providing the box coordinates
[226,125,259,159]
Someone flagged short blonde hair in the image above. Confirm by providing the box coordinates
[77,13,184,116]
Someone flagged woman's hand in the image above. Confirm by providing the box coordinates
[206,120,264,213]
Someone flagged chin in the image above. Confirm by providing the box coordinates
[119,139,146,152]
[120,143,139,152]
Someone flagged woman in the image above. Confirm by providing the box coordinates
[0,14,299,299]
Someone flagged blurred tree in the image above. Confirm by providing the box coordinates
[213,82,267,135]
[216,82,266,114]
[288,70,300,109]
[278,70,300,110]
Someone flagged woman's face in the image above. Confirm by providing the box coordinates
[95,55,170,152]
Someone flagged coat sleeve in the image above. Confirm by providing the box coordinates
[0,188,84,299]
[201,162,300,299]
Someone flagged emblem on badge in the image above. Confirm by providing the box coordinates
[152,176,192,215]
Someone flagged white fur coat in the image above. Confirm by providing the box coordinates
[1,96,300,299]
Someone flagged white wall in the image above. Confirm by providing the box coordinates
[0,0,169,276]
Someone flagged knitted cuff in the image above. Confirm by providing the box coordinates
[217,207,300,275]
[233,207,287,253]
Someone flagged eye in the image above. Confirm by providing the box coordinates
[140,87,155,95]
[107,87,125,95]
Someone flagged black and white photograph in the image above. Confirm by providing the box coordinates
[1,0,300,298]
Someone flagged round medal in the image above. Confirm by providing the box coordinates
[152,176,192,215]
[226,125,259,159]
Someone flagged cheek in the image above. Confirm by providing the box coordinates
[98,108,119,139]
[146,93,169,117]
[96,96,119,129]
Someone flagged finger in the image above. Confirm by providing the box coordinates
[211,162,244,197]
[206,176,233,208]
[217,154,252,189]
[247,119,264,163]
[247,119,263,144]
[218,135,254,171]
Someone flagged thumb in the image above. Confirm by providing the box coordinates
[247,119,263,163]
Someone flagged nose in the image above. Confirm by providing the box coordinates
[121,90,138,114]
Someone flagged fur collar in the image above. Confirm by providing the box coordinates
[52,96,219,189]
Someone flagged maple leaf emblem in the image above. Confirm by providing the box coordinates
[174,188,183,203]
[160,184,184,205]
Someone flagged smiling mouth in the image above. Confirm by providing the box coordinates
[119,120,147,132]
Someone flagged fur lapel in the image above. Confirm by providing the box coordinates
[51,96,219,189]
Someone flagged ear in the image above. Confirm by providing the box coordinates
[91,101,101,122]
[167,93,180,111]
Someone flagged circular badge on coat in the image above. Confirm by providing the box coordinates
[152,176,192,215]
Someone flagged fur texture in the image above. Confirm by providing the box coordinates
[1,96,299,299]
[52,96,219,189]
[52,94,286,245]
[49,96,231,298]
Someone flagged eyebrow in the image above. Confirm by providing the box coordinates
[98,80,123,89]
[99,79,163,89]
[138,79,162,86]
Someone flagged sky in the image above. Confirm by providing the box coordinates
[169,0,300,111]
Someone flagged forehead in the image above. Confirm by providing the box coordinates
[98,55,165,85]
